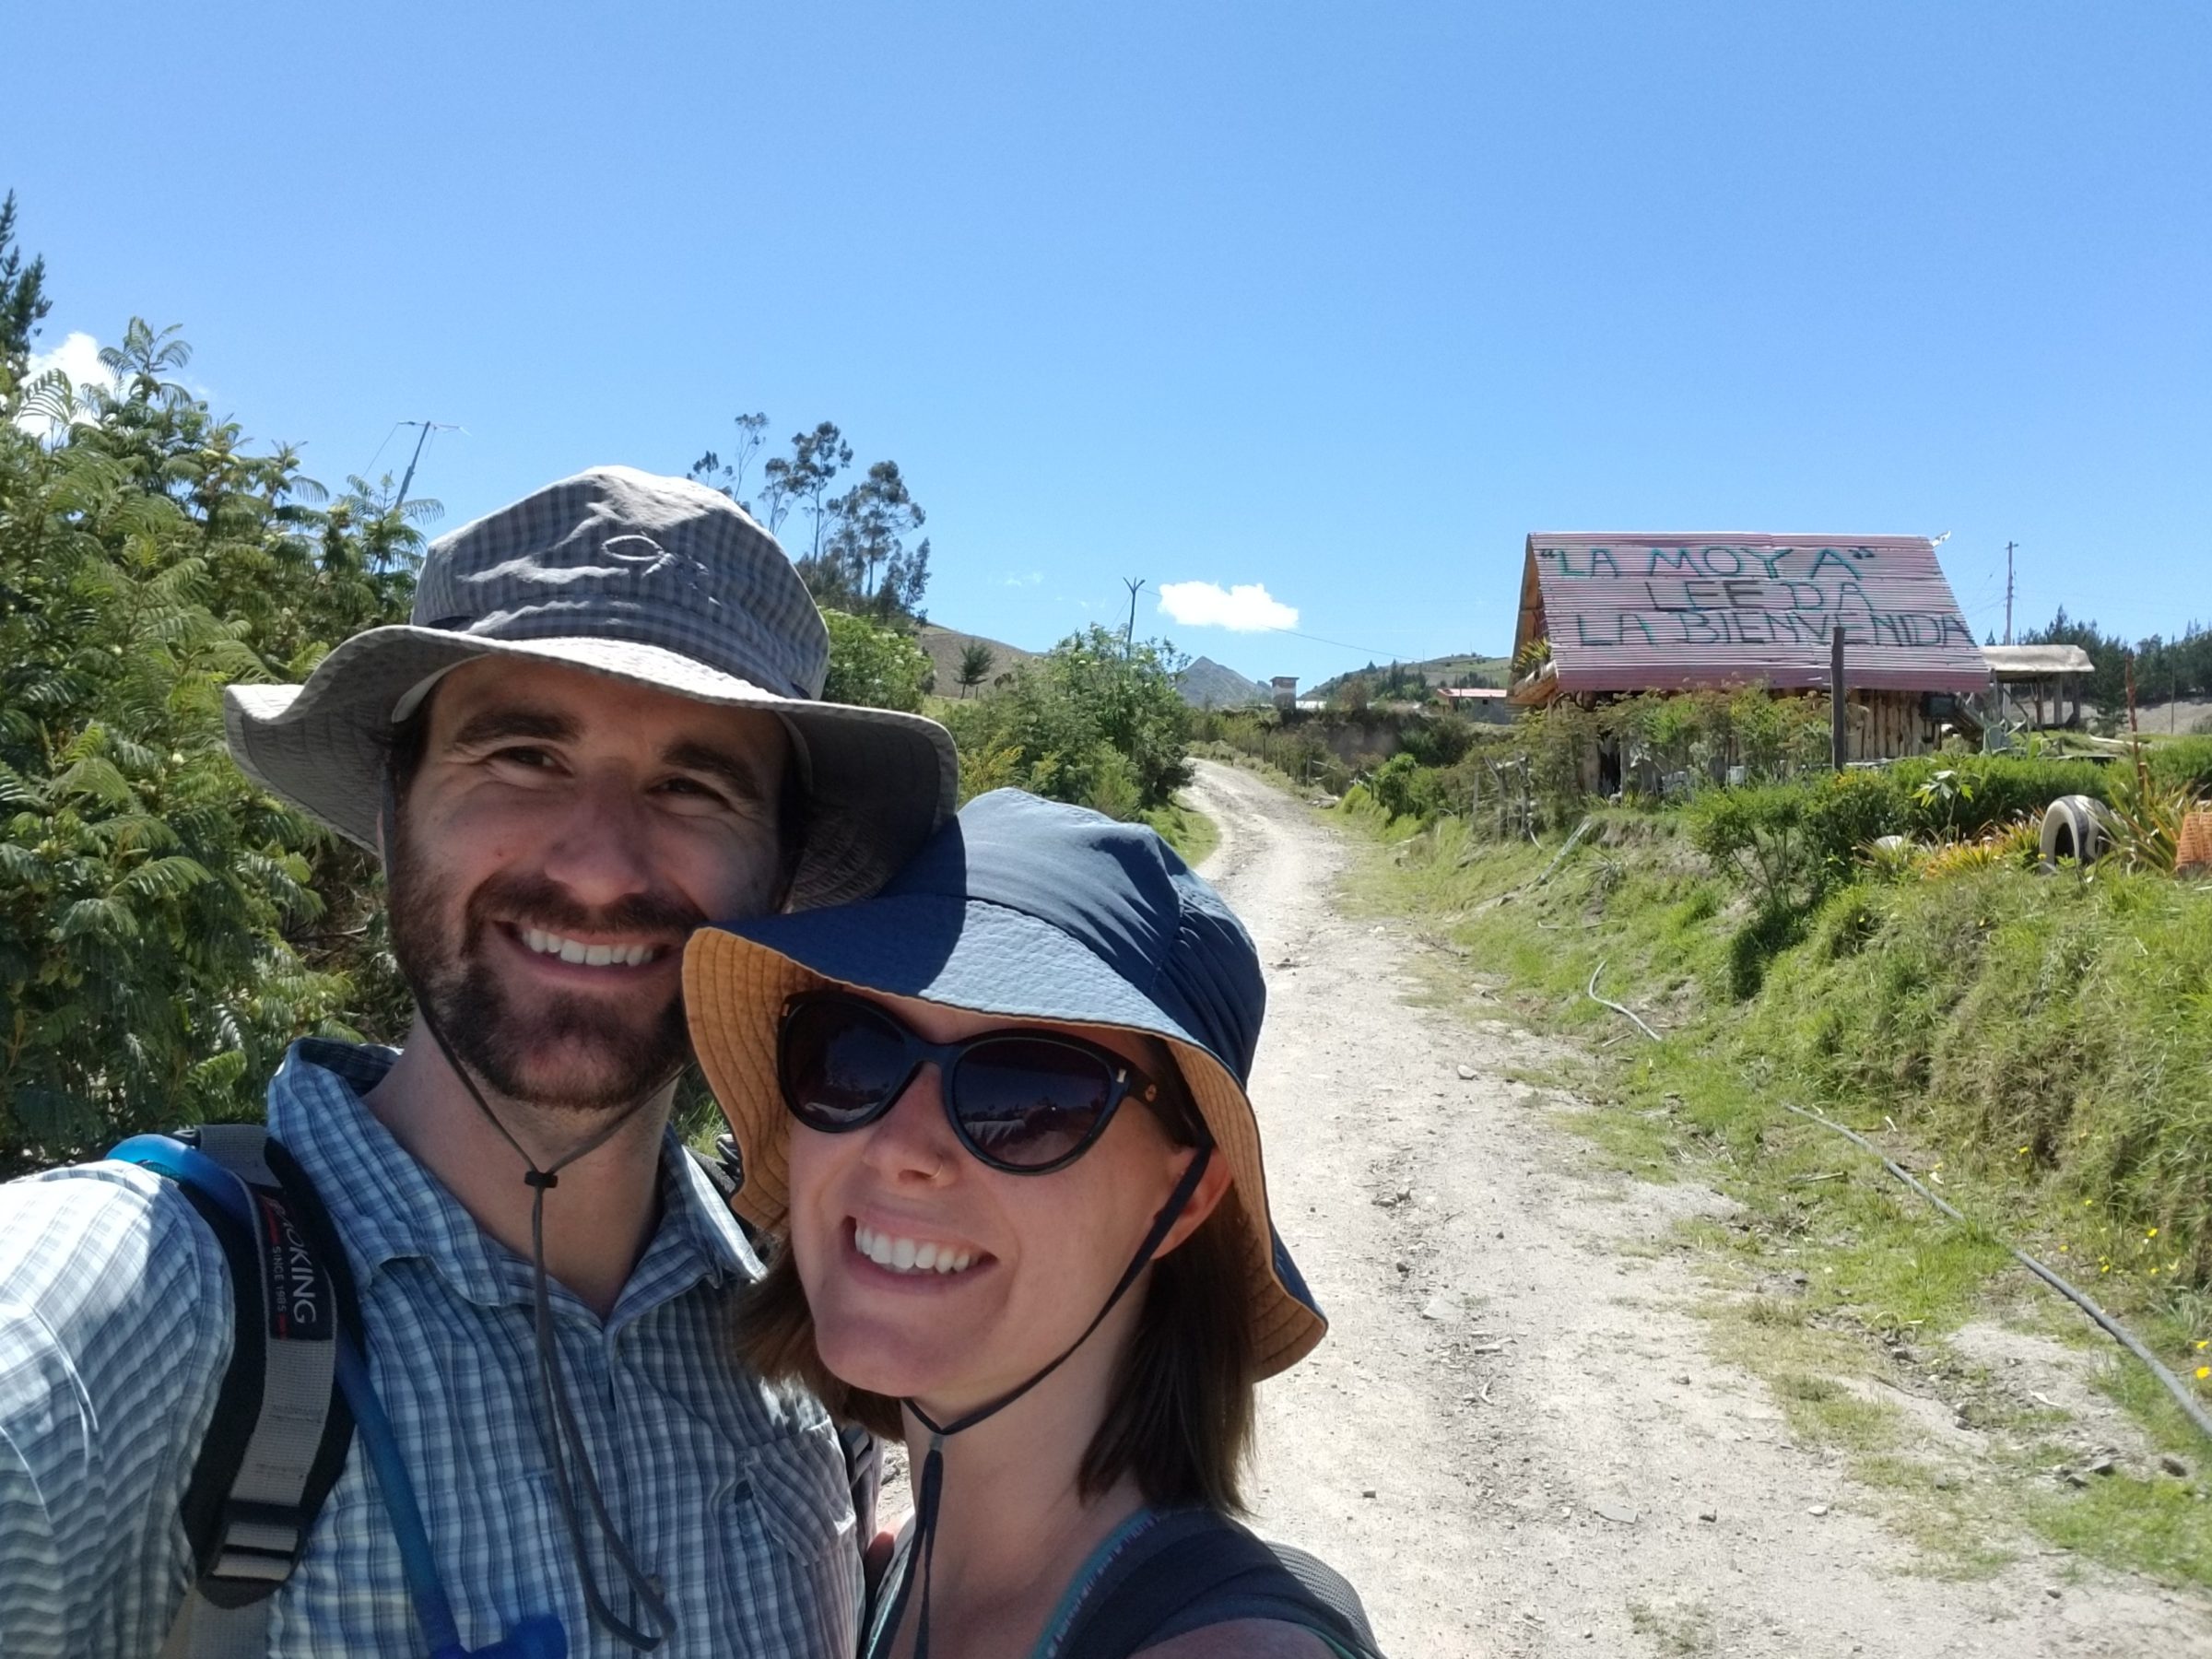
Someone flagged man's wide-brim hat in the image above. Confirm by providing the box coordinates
[684,787,1327,1381]
[224,466,958,908]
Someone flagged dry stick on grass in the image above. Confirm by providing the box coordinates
[1582,968,2212,1450]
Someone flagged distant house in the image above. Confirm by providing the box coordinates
[1509,532,1987,762]
[1432,685,1512,724]
[1271,676,1299,709]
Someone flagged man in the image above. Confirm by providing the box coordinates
[0,466,958,1655]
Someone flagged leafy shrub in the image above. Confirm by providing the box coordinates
[2,319,421,1171]
[1887,754,2114,837]
[1368,753,1428,821]
[1687,783,1825,915]
[2147,735,2212,794]
[819,607,933,711]
[941,626,1192,815]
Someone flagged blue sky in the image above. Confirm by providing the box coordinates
[7,3,2207,687]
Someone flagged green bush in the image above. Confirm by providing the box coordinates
[2146,735,2212,794]
[2,320,420,1171]
[1687,784,1825,916]
[818,607,931,712]
[1887,753,2115,838]
[941,626,1192,815]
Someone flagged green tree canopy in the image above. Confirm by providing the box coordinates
[2,300,422,1171]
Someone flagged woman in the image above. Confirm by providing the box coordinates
[683,788,1382,1659]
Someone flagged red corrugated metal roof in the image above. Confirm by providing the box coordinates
[1513,533,1989,699]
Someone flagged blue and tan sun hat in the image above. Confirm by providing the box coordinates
[683,787,1327,1379]
[223,465,958,908]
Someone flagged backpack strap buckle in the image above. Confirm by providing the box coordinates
[206,1498,312,1589]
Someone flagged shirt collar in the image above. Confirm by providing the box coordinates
[266,1039,760,1322]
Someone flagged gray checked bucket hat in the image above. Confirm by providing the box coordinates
[224,465,959,908]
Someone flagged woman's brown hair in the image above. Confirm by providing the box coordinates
[729,1058,1260,1512]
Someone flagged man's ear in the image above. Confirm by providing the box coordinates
[1156,1148,1235,1258]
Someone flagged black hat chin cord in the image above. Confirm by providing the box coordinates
[885,1145,1214,1659]
[382,788,674,1651]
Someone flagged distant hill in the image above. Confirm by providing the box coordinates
[1307,652,1512,702]
[915,623,1037,695]
[1175,656,1274,709]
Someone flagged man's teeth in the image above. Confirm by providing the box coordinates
[521,928,659,968]
[853,1222,976,1276]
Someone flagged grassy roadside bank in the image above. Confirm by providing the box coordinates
[1334,798,2212,1587]
[1144,794,1219,867]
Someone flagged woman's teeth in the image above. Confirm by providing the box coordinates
[854,1222,976,1276]
[521,928,659,968]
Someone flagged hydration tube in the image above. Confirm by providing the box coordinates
[114,1135,568,1659]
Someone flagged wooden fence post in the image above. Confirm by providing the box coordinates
[1830,625,1848,771]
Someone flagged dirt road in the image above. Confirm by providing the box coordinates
[1189,760,2210,1659]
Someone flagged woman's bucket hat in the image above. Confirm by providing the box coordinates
[683,787,1327,1380]
[223,465,958,908]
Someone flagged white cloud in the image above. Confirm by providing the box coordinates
[25,331,112,392]
[1156,580,1299,632]
[1002,570,1043,587]
[14,332,114,436]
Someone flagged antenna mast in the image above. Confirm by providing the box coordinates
[2004,540,2018,644]
[394,419,461,513]
[1123,577,1147,653]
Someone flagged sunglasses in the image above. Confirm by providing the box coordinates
[776,991,1196,1174]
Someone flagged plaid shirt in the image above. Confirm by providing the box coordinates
[0,1040,859,1657]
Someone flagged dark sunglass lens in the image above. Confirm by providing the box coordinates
[783,1001,910,1129]
[953,1040,1116,1168]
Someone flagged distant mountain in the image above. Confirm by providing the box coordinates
[1175,656,1274,709]
[1306,651,1512,702]
[915,623,1037,695]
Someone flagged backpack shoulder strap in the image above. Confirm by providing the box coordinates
[112,1127,359,1659]
[1058,1512,1382,1659]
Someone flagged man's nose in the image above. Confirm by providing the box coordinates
[537,772,658,908]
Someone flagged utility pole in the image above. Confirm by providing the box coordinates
[393,419,460,514]
[1122,578,1147,654]
[2003,541,2018,645]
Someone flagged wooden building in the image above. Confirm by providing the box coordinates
[1982,643,2094,730]
[1509,531,1990,765]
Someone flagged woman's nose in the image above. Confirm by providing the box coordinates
[859,1062,960,1182]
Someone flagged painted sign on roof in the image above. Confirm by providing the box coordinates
[1513,533,1989,698]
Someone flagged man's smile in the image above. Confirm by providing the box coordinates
[513,925,672,969]
[491,921,684,982]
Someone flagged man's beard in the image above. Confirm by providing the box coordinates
[387,836,702,1116]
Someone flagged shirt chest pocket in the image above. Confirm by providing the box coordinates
[712,1419,861,1653]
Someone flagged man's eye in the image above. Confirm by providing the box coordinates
[656,776,726,805]
[489,746,557,770]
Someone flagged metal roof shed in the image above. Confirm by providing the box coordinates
[1511,533,1988,704]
